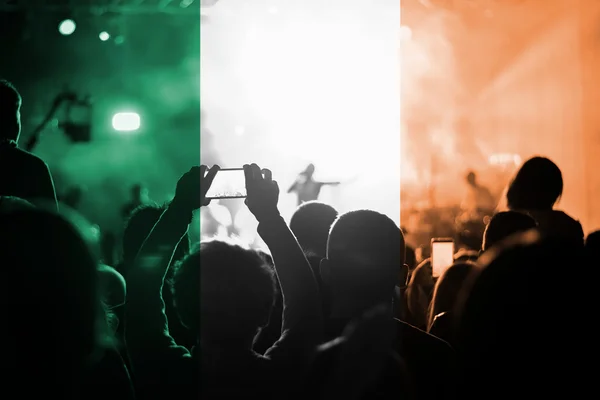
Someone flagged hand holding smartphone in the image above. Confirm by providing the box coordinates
[431,238,454,278]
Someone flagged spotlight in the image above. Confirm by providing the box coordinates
[99,31,110,41]
[112,112,141,132]
[58,19,76,36]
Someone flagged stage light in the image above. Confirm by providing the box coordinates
[99,31,110,41]
[112,112,141,132]
[58,19,76,36]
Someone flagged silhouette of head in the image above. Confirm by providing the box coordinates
[302,163,316,178]
[482,211,538,251]
[428,262,475,330]
[0,196,34,213]
[456,232,589,398]
[122,204,165,267]
[506,156,563,210]
[0,80,22,143]
[172,240,275,348]
[0,209,110,375]
[466,171,477,186]
[453,249,480,263]
[323,210,405,313]
[290,201,338,258]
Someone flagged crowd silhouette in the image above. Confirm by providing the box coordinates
[1,78,598,400]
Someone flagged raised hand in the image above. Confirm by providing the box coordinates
[244,163,279,222]
[173,165,219,211]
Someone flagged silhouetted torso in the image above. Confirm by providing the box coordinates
[0,144,58,209]
[325,318,456,400]
[527,209,584,244]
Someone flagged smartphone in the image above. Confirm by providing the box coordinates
[204,168,247,199]
[431,238,454,278]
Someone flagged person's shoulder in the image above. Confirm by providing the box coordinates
[11,147,48,166]
[533,210,584,239]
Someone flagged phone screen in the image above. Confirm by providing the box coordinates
[431,239,454,278]
[204,168,246,199]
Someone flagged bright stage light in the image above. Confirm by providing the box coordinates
[112,112,141,132]
[99,31,110,41]
[58,19,76,36]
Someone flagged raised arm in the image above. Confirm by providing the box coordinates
[287,179,299,193]
[243,164,322,360]
[125,166,218,369]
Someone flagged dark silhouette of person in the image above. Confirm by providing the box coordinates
[0,208,134,399]
[461,171,496,216]
[116,203,194,350]
[505,156,584,245]
[126,164,322,400]
[288,164,340,206]
[427,262,476,346]
[0,80,58,210]
[320,210,456,400]
[307,305,414,400]
[289,201,339,317]
[585,230,599,261]
[481,211,538,252]
[455,232,591,400]
[290,200,339,259]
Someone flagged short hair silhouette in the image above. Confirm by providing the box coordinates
[0,79,22,142]
[506,157,563,210]
[172,240,275,346]
[482,211,537,251]
[290,201,338,257]
[0,196,34,213]
[327,210,404,297]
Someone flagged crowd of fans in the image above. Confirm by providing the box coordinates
[1,78,598,399]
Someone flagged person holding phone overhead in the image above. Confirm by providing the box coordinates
[288,163,340,206]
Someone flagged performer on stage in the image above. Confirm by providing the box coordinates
[460,171,496,218]
[288,163,340,206]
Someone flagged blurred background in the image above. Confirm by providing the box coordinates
[1,0,202,234]
[400,0,600,246]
